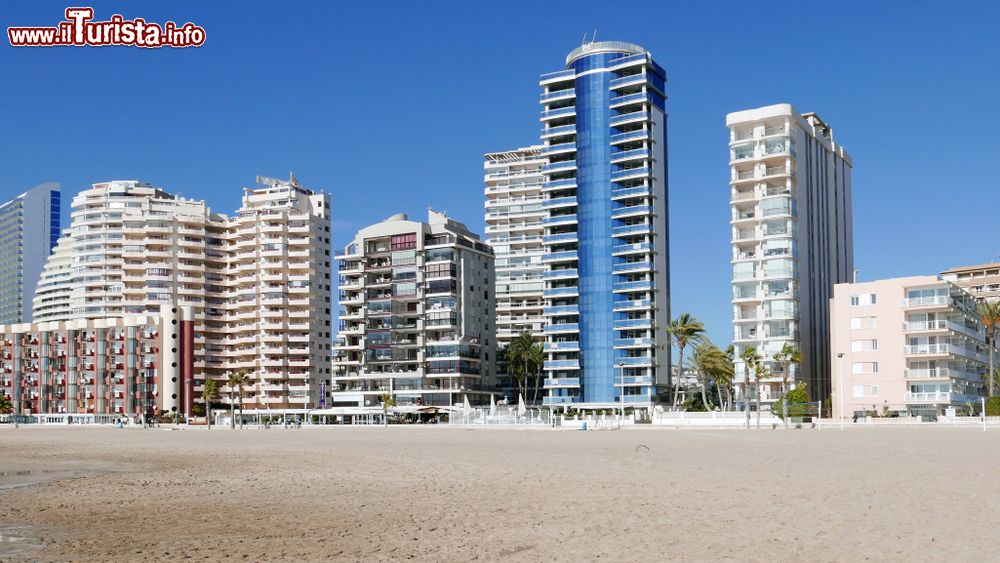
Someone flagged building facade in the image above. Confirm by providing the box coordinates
[484,146,546,345]
[830,276,989,419]
[941,262,1000,301]
[728,104,853,406]
[0,310,194,419]
[332,211,496,407]
[26,176,332,413]
[538,41,670,409]
[0,183,61,324]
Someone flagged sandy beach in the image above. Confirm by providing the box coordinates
[1,425,997,562]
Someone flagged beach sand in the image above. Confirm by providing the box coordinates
[0,425,997,561]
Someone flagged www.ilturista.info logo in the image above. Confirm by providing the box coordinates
[8,7,205,48]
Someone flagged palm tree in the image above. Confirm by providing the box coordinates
[978,300,1000,396]
[772,343,801,429]
[740,346,759,429]
[227,371,250,429]
[379,392,395,427]
[506,332,543,403]
[666,313,706,409]
[752,358,769,429]
[708,345,736,411]
[691,342,729,412]
[203,378,219,429]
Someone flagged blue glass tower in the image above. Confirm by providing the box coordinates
[541,42,670,409]
[0,183,61,324]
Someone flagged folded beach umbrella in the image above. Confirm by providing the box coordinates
[517,393,527,417]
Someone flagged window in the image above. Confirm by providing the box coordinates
[390,233,416,251]
[851,339,878,352]
[850,293,876,306]
[850,316,878,329]
[852,362,878,374]
[853,385,879,398]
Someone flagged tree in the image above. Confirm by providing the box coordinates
[773,383,810,421]
[380,392,396,427]
[506,332,544,404]
[978,300,1000,396]
[227,371,250,429]
[772,343,801,429]
[203,378,219,429]
[0,393,12,417]
[666,313,706,410]
[691,342,730,413]
[740,346,759,429]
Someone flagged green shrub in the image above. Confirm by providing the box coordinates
[986,396,1000,417]
[773,384,810,420]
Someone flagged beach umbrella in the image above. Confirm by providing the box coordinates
[518,393,527,417]
[489,394,496,417]
[463,395,471,419]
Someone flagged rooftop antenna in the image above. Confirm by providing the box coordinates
[592,29,597,43]
[582,31,589,45]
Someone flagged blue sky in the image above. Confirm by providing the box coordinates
[3,1,999,346]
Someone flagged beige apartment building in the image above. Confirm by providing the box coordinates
[830,276,989,419]
[332,210,496,408]
[941,262,1000,301]
[25,176,332,413]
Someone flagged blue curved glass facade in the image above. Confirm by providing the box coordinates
[540,43,670,408]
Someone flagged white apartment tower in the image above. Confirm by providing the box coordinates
[332,210,496,408]
[728,104,853,405]
[29,176,333,410]
[483,146,546,345]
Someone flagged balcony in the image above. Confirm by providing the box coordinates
[541,179,577,191]
[544,341,580,352]
[614,337,654,348]
[541,251,578,264]
[540,107,576,121]
[612,261,653,274]
[904,391,955,403]
[611,224,651,237]
[541,124,576,139]
[543,395,579,405]
[613,280,653,293]
[612,205,652,220]
[540,88,575,102]
[609,73,648,89]
[544,377,581,388]
[541,160,577,174]
[543,269,578,280]
[613,299,652,312]
[614,375,654,386]
[615,357,653,367]
[543,196,577,209]
[611,167,651,182]
[543,305,579,316]
[609,92,650,107]
[610,130,650,144]
[611,186,652,200]
[902,296,951,308]
[543,287,579,298]
[543,214,577,226]
[614,318,653,330]
[612,242,652,256]
[609,111,649,127]
[610,148,651,164]
[544,323,580,334]
[544,360,580,370]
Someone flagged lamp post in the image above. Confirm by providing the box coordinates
[837,352,845,431]
[618,362,625,429]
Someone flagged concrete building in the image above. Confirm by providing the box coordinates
[538,41,670,410]
[27,176,333,413]
[941,262,1000,301]
[0,310,193,420]
[830,276,989,419]
[483,146,546,345]
[0,183,61,324]
[728,104,853,406]
[331,210,496,407]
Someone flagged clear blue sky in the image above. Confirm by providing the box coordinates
[3,1,999,346]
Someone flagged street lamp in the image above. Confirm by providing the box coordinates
[617,362,625,428]
[837,352,845,431]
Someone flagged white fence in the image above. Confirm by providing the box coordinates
[448,407,554,427]
[652,410,785,428]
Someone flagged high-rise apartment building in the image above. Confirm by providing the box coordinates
[26,176,332,413]
[483,146,546,345]
[941,262,1000,301]
[0,183,61,324]
[538,41,670,409]
[830,276,988,419]
[728,104,853,405]
[331,210,496,407]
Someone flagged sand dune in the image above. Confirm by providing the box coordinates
[0,425,997,561]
